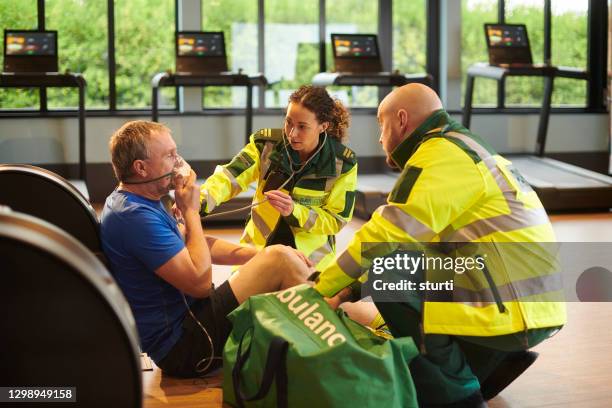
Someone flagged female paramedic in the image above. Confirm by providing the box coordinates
[199,85,357,271]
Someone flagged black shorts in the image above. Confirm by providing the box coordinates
[157,280,239,377]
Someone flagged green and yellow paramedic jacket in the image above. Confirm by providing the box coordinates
[200,128,358,271]
[315,110,566,337]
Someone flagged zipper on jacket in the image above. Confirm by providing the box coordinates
[481,262,506,314]
[490,245,530,347]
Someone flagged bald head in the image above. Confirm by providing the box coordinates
[379,84,442,128]
[377,84,443,168]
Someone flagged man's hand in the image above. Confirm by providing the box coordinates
[174,170,201,215]
[324,287,354,310]
[171,203,186,236]
[264,190,294,217]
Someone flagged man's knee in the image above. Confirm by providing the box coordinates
[262,244,292,259]
[255,245,293,270]
[258,245,307,278]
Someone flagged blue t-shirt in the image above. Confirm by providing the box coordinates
[100,190,194,363]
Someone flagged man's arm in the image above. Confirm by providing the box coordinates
[156,171,213,298]
[206,236,257,265]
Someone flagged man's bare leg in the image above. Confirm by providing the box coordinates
[228,245,311,304]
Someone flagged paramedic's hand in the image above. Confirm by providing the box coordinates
[291,248,313,268]
[174,170,201,215]
[264,190,294,217]
[324,287,353,310]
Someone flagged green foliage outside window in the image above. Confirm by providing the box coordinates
[115,0,175,108]
[0,1,38,109]
[46,0,109,109]
[393,0,426,74]
[462,0,498,106]
[325,0,378,107]
[462,0,587,107]
[202,0,258,108]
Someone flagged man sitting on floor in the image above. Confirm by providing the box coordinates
[100,120,311,377]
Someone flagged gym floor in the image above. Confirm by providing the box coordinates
[135,212,612,408]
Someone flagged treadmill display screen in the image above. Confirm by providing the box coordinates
[333,35,379,58]
[5,32,56,56]
[487,25,528,47]
[177,32,225,57]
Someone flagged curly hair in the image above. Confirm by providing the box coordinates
[288,85,350,142]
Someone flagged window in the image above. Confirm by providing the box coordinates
[115,0,175,109]
[504,0,545,106]
[46,0,109,109]
[326,0,378,107]
[0,1,39,109]
[551,1,588,106]
[265,0,319,108]
[461,0,498,107]
[202,0,258,108]
[0,0,602,114]
[392,0,426,74]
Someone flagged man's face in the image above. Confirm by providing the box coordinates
[143,130,179,196]
[377,107,403,168]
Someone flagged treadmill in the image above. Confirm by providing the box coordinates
[153,32,267,224]
[2,30,89,199]
[462,24,612,212]
[313,34,433,219]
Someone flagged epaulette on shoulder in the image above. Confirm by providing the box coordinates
[334,140,356,165]
[253,128,283,142]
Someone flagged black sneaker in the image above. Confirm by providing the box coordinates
[480,350,539,401]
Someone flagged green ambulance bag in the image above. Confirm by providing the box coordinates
[223,284,419,407]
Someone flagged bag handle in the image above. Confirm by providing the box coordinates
[232,327,289,408]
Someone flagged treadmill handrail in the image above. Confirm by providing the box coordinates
[151,71,264,87]
[463,62,589,157]
[0,73,87,181]
[0,71,86,87]
[150,71,266,142]
[312,71,432,87]
[466,63,558,80]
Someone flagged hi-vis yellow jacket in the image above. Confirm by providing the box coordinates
[200,128,358,271]
[315,110,566,337]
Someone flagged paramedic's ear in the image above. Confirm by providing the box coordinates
[397,108,409,134]
[319,121,330,134]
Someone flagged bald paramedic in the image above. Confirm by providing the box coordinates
[316,84,565,407]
